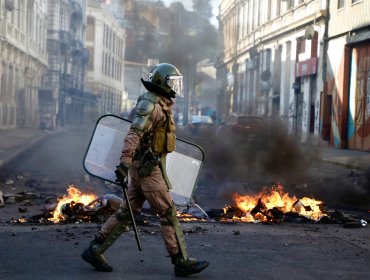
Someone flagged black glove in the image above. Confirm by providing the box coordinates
[114,163,128,184]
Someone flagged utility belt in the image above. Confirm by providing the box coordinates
[133,149,172,190]
[134,150,161,177]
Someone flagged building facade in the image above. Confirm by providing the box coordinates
[0,0,48,129]
[325,0,370,151]
[217,0,328,142]
[85,0,126,118]
[120,0,170,112]
[43,0,89,129]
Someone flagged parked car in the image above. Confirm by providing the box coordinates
[217,114,265,142]
[187,115,216,136]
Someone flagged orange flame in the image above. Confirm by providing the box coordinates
[49,185,97,223]
[224,183,326,222]
[176,212,207,222]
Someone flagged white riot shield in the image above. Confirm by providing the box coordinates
[83,114,204,206]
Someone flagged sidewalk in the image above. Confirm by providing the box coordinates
[1,126,370,171]
[0,127,65,169]
[318,146,370,170]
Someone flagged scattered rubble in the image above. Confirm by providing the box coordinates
[2,192,38,204]
[218,204,369,228]
[0,190,4,207]
[0,180,368,230]
[24,179,40,188]
[342,219,368,228]
[5,179,14,185]
[18,207,28,213]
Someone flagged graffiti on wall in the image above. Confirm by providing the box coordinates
[288,101,294,116]
[315,99,320,132]
[355,79,365,125]
[302,100,308,129]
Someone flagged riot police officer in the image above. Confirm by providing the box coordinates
[81,63,209,277]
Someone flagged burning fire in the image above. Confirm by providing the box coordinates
[49,185,98,223]
[223,183,326,223]
[47,184,325,224]
[177,212,207,222]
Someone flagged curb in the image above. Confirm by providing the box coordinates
[0,134,44,168]
[0,129,65,169]
[320,158,365,171]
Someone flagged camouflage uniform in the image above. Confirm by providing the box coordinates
[97,92,184,257]
[81,63,209,276]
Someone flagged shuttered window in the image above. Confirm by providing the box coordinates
[337,0,344,9]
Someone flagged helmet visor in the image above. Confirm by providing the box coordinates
[166,75,183,98]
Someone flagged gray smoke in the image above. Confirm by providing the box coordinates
[182,119,322,208]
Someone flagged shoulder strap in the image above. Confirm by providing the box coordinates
[157,99,175,133]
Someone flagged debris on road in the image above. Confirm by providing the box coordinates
[24,179,40,188]
[5,179,14,185]
[0,190,4,207]
[5,186,123,224]
[2,192,38,204]
[18,207,28,213]
[221,183,326,223]
[1,184,368,233]
[343,219,368,228]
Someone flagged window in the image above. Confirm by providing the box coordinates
[338,0,344,9]
[87,47,94,71]
[267,0,272,21]
[288,0,295,9]
[296,39,305,60]
[276,0,281,16]
[256,0,260,26]
[86,17,95,41]
[265,49,272,70]
[352,0,361,4]
[239,5,244,39]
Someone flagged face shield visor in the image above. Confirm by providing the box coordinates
[166,75,184,98]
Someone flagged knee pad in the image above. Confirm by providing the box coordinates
[159,206,177,226]
[159,206,188,260]
[115,208,131,222]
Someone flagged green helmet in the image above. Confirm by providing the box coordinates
[141,63,183,99]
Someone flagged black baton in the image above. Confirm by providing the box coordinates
[120,181,142,251]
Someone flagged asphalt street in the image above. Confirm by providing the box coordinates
[1,124,370,279]
[0,220,369,280]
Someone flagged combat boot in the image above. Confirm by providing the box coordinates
[81,239,113,272]
[171,253,209,277]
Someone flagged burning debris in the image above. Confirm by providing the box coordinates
[221,183,327,223]
[5,185,202,225]
[50,185,98,222]
[2,183,368,228]
[49,186,204,223]
[4,185,122,224]
[47,185,127,223]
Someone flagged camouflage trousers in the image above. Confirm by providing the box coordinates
[98,161,181,255]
